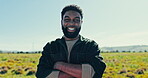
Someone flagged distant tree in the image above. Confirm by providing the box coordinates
[144,50,147,52]
[116,50,119,52]
[38,51,42,53]
[122,51,126,52]
[127,51,131,53]
[105,51,109,53]
[139,51,142,52]
[110,51,115,53]
[20,51,24,53]
[100,51,104,53]
[0,50,2,53]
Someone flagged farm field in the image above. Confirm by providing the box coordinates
[102,53,148,78]
[0,52,148,78]
[0,53,40,78]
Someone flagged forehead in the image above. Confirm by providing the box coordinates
[63,10,81,19]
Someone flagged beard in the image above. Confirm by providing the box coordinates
[62,25,81,38]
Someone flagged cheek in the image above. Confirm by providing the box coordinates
[61,21,67,27]
[63,23,69,27]
[62,22,81,27]
[76,23,81,27]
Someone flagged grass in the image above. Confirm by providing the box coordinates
[0,52,148,78]
[102,52,148,78]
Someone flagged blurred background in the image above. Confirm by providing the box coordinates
[0,0,148,52]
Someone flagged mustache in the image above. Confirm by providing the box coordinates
[63,25,79,28]
[67,25,76,27]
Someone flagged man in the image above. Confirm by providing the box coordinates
[36,5,106,78]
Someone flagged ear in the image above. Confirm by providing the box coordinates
[61,20,63,26]
[80,20,83,25]
[81,20,83,23]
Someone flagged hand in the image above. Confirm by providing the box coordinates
[54,62,65,70]
[54,62,82,78]
[58,71,74,78]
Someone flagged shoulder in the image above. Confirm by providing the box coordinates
[81,36,98,46]
[80,36,100,53]
[43,38,62,49]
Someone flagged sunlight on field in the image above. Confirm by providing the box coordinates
[102,53,148,78]
[0,53,148,78]
[0,54,41,78]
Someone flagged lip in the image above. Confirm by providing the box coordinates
[67,27,75,32]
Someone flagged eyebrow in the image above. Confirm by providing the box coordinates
[64,16,80,19]
[75,17,80,19]
[64,16,70,18]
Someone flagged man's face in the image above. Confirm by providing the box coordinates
[61,10,82,38]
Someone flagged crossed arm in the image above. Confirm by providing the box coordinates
[54,62,82,78]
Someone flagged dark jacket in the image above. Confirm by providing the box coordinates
[36,35,106,78]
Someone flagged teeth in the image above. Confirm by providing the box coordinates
[68,28,75,30]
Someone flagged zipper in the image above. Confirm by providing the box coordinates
[58,35,83,63]
[58,40,68,63]
[69,40,81,63]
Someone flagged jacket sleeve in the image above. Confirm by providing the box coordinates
[87,42,106,78]
[36,43,58,78]
[82,64,95,78]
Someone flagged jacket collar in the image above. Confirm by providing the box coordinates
[61,35,84,42]
[58,35,85,47]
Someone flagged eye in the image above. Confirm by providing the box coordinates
[73,19,80,23]
[64,19,70,22]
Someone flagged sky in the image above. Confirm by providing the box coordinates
[0,0,148,51]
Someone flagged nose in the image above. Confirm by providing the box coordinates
[69,21,75,25]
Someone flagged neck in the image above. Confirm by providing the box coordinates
[64,35,79,41]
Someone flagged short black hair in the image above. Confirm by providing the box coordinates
[61,5,83,19]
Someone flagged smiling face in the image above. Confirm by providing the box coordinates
[61,10,83,38]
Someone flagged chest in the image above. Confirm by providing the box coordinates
[50,44,91,64]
